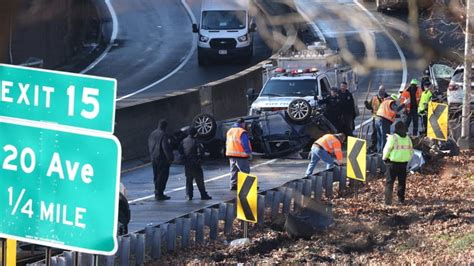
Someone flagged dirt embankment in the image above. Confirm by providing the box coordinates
[6,0,106,71]
[156,150,473,264]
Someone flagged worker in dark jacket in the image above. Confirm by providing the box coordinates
[318,87,343,133]
[339,81,357,137]
[179,127,212,201]
[148,119,174,201]
[400,79,423,136]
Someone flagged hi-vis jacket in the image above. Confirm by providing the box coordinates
[366,95,384,116]
[376,99,397,122]
[225,126,252,158]
[315,134,343,163]
[418,90,433,114]
[400,86,422,113]
[382,134,414,163]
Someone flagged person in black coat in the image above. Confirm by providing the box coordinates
[179,127,212,200]
[318,87,343,133]
[148,119,174,201]
[339,81,357,137]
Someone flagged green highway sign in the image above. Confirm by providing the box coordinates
[0,118,121,255]
[0,64,116,133]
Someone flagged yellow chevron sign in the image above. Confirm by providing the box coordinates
[427,101,448,141]
[237,172,258,223]
[347,136,366,182]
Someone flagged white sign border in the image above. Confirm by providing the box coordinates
[0,116,121,255]
[0,63,117,134]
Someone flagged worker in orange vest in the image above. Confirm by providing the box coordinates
[305,133,345,177]
[225,118,252,191]
[364,85,389,153]
[375,95,403,153]
[400,79,423,136]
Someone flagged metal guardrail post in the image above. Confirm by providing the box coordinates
[312,175,323,202]
[282,187,291,214]
[303,179,312,197]
[324,171,333,199]
[271,190,282,219]
[130,233,137,257]
[195,213,205,243]
[166,223,176,252]
[218,203,227,220]
[265,191,274,208]
[57,256,66,266]
[119,236,130,266]
[175,218,184,241]
[224,203,235,236]
[209,209,219,240]
[203,209,212,226]
[182,218,191,248]
[145,225,154,255]
[151,227,162,259]
[136,234,145,265]
[257,195,265,225]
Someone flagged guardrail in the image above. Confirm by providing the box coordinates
[34,154,386,265]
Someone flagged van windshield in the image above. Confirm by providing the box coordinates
[260,80,317,97]
[201,11,246,30]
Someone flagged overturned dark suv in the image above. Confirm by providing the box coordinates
[174,99,336,158]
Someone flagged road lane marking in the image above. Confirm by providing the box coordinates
[80,0,119,74]
[294,1,326,43]
[116,0,197,101]
[353,0,407,92]
[128,159,278,203]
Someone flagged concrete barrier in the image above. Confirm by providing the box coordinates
[8,0,104,70]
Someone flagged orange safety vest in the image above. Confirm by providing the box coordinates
[370,95,383,115]
[225,127,251,158]
[315,134,343,163]
[376,99,397,122]
[400,87,422,112]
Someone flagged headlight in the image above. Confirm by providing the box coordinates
[238,34,248,42]
[199,35,209,42]
[250,108,260,115]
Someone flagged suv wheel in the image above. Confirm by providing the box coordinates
[287,99,312,123]
[192,113,217,138]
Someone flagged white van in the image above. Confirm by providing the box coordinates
[192,0,256,66]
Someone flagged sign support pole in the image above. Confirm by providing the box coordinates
[74,252,79,266]
[460,0,473,149]
[243,221,248,238]
[1,238,5,266]
[45,247,52,266]
[93,254,99,266]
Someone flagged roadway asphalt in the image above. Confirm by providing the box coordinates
[82,0,273,107]
[122,0,422,233]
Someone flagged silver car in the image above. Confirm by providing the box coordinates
[447,64,474,110]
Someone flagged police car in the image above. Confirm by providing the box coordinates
[249,67,331,116]
[248,42,357,116]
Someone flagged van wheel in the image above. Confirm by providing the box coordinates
[193,113,217,138]
[287,99,312,123]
